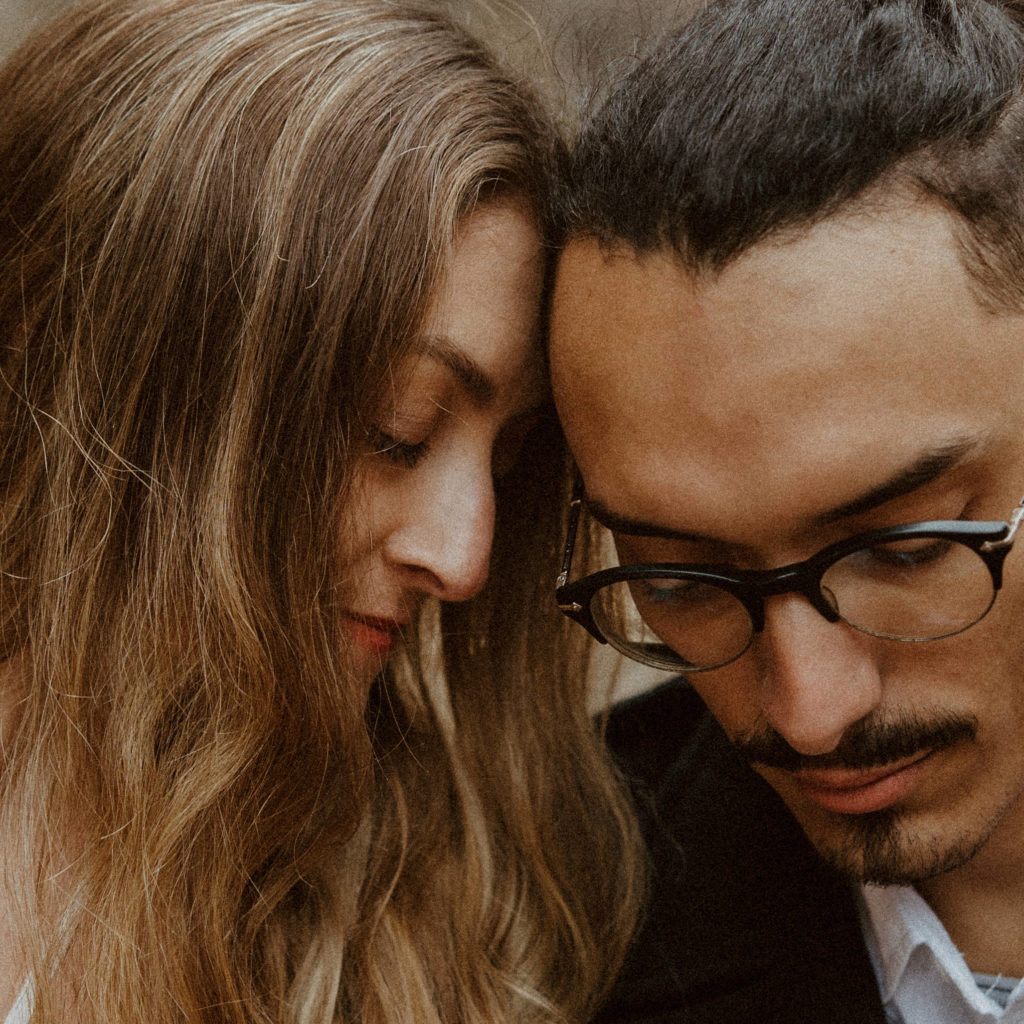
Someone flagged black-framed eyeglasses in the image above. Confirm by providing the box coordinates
[556,481,1024,673]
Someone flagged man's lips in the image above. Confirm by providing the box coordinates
[784,749,936,815]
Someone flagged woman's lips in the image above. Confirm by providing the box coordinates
[788,750,935,815]
[343,614,407,656]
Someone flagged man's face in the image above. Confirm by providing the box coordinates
[550,200,1024,885]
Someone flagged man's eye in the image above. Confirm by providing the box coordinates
[633,578,722,609]
[861,537,956,570]
[889,538,954,565]
[370,428,430,469]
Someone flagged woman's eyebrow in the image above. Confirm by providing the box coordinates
[421,335,496,407]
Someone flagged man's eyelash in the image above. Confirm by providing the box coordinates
[370,428,429,469]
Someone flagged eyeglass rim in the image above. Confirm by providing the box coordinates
[557,513,1021,669]
[589,577,1002,673]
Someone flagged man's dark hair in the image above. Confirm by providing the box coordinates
[559,0,1024,310]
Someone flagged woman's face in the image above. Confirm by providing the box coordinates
[342,199,545,681]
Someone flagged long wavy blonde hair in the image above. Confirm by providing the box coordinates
[0,1,642,1021]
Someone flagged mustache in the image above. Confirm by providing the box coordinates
[734,712,978,774]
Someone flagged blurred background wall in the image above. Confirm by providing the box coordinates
[2,0,64,57]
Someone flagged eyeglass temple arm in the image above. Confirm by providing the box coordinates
[982,495,1024,552]
[556,478,585,593]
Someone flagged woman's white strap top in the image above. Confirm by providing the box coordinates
[3,980,30,1024]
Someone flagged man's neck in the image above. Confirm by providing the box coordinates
[917,793,1024,978]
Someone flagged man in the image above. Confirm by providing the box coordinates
[549,1,1024,1021]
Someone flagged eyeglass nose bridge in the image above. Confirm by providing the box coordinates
[739,562,844,634]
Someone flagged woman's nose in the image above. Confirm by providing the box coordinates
[385,465,495,603]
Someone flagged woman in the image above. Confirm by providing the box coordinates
[0,1,642,1021]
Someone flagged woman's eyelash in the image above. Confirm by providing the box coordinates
[370,428,430,469]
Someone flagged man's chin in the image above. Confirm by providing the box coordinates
[797,806,988,886]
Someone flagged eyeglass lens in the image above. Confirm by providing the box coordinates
[590,537,998,672]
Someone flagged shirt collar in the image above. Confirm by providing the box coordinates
[858,883,1015,1017]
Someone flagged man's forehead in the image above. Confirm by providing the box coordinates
[551,238,694,347]
[550,203,1024,538]
[552,202,999,399]
[555,197,964,308]
[550,240,703,435]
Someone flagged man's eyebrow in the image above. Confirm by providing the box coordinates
[583,435,987,540]
[582,495,707,541]
[421,335,496,407]
[812,436,984,526]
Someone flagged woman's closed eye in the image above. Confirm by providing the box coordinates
[370,427,431,469]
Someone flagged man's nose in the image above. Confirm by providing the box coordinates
[386,467,495,603]
[754,593,883,756]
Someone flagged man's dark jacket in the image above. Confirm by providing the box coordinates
[597,678,889,1023]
